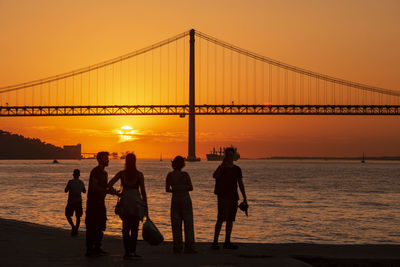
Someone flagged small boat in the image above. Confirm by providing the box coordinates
[361,153,365,164]
[160,153,163,162]
[53,159,59,164]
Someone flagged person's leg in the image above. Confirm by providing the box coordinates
[76,217,81,230]
[65,204,75,231]
[223,220,238,249]
[182,199,195,252]
[94,208,106,253]
[213,220,223,245]
[183,212,195,252]
[171,206,183,252]
[93,222,105,252]
[225,221,233,244]
[213,197,224,247]
[66,216,74,228]
[75,202,83,232]
[130,216,140,254]
[223,200,239,249]
[122,217,130,255]
[95,229,104,252]
[85,224,95,255]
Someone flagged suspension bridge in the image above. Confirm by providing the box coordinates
[1,29,399,160]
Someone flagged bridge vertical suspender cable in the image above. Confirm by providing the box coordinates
[1,28,400,118]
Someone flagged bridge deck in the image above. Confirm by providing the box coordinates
[1,105,400,116]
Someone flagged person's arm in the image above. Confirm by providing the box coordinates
[185,172,193,192]
[107,171,121,188]
[138,172,147,205]
[237,168,247,202]
[106,172,121,195]
[166,173,172,193]
[64,181,70,193]
[81,181,86,194]
[213,165,223,179]
[238,178,247,202]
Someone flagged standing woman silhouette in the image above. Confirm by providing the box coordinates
[108,153,147,259]
[166,156,196,253]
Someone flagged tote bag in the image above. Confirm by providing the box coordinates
[142,216,164,245]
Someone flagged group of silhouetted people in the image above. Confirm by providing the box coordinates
[64,147,247,259]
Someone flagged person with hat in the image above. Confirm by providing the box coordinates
[211,147,247,250]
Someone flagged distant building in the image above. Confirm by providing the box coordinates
[63,144,82,159]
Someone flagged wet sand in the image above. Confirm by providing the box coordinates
[1,218,399,267]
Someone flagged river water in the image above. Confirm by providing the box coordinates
[0,159,399,244]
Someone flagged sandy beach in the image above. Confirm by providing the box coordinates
[1,218,399,266]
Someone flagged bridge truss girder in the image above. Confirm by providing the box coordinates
[1,105,400,116]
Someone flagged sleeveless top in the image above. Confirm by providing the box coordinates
[121,170,139,189]
[119,170,146,220]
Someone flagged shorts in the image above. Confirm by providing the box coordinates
[217,197,238,222]
[65,202,83,217]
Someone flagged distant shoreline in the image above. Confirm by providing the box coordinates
[257,156,400,161]
[1,156,400,161]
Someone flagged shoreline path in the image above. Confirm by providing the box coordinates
[1,218,399,266]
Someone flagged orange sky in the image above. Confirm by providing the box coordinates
[1,0,400,158]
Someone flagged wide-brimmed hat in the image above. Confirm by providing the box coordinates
[238,201,249,217]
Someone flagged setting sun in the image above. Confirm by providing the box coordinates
[118,125,135,141]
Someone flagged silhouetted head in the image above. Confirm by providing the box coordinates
[172,156,185,171]
[96,151,109,167]
[125,153,137,171]
[224,147,235,164]
[125,153,138,182]
[73,169,80,179]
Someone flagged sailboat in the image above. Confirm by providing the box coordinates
[160,153,163,162]
[361,152,365,163]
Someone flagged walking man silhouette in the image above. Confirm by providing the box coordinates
[64,169,86,236]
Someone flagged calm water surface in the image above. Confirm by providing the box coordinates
[0,159,399,244]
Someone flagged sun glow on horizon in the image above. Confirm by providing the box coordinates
[118,125,136,141]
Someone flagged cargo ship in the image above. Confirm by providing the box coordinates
[206,146,240,161]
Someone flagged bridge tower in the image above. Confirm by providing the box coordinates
[186,29,200,161]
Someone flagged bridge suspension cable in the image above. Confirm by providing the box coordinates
[1,28,399,109]
[195,30,400,97]
[0,30,190,94]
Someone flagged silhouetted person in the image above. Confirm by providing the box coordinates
[166,156,196,253]
[108,153,147,260]
[211,147,247,250]
[85,151,113,257]
[64,169,86,236]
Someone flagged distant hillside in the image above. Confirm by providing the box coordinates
[0,130,81,159]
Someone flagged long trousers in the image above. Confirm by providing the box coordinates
[86,225,104,250]
[122,215,140,254]
[171,194,195,250]
[85,204,106,251]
